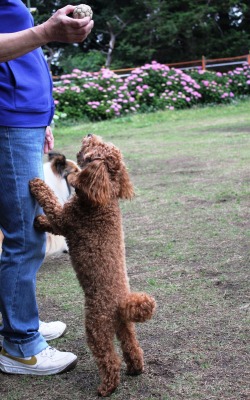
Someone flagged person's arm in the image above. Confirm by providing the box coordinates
[0,5,94,63]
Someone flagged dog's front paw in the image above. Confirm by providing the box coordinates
[29,177,44,196]
[34,215,46,231]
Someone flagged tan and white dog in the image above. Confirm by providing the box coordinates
[0,152,80,257]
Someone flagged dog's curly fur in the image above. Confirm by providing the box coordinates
[29,134,156,397]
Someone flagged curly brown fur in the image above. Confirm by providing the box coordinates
[30,134,156,397]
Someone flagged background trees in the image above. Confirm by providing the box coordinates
[30,0,250,72]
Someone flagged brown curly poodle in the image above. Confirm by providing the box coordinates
[29,134,156,397]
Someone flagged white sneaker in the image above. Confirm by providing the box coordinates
[0,346,77,375]
[39,320,67,341]
[0,320,67,347]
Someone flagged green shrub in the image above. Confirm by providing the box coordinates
[52,61,250,123]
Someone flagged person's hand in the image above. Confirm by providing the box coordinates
[44,126,54,154]
[42,5,94,43]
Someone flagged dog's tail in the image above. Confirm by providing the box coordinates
[119,292,156,323]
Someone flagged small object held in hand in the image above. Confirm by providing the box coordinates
[73,4,93,19]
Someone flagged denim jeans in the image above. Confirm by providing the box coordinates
[0,127,48,357]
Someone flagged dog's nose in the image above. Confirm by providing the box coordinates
[87,133,93,138]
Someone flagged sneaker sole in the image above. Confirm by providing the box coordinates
[0,357,77,375]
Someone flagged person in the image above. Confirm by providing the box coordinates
[0,1,93,375]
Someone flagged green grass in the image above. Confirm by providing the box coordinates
[52,99,250,155]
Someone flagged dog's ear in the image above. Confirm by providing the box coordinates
[73,160,111,206]
[50,153,67,177]
[66,171,79,188]
[119,164,134,200]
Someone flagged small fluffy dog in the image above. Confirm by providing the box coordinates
[29,134,156,397]
[0,152,79,256]
[44,151,78,206]
[43,152,80,255]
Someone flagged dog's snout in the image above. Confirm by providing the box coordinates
[87,133,93,138]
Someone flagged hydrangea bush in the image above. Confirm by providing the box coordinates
[226,65,250,96]
[53,61,250,122]
[189,69,234,104]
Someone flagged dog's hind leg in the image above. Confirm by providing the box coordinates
[85,314,121,397]
[116,321,144,375]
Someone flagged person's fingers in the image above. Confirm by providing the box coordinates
[44,140,49,154]
[69,20,94,42]
[44,138,54,153]
[44,126,54,153]
[57,5,76,16]
[48,137,54,150]
[45,125,52,139]
[67,16,92,27]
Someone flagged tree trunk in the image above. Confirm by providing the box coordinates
[105,22,116,68]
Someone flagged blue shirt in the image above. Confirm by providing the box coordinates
[0,0,54,127]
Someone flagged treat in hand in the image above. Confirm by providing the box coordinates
[73,4,93,19]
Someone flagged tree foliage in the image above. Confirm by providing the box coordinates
[29,0,250,71]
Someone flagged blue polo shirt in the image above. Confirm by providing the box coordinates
[0,0,55,127]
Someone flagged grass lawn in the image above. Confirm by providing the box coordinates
[2,100,250,399]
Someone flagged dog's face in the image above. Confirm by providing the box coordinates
[70,134,134,206]
[49,151,80,178]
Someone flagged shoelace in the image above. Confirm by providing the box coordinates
[41,346,57,357]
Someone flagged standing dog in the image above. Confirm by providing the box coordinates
[30,134,156,397]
